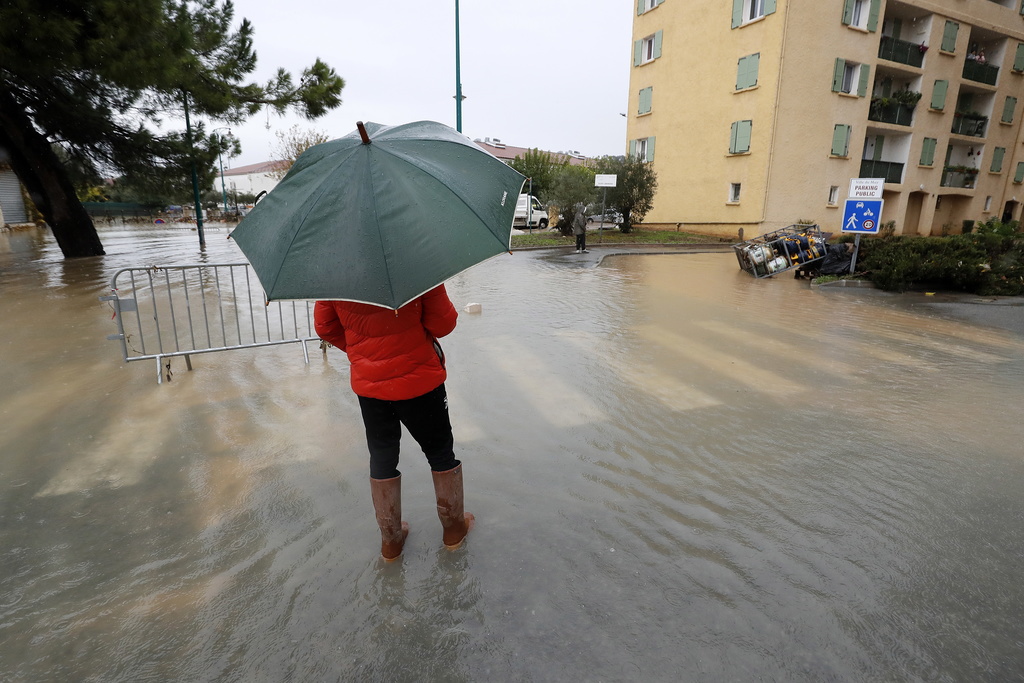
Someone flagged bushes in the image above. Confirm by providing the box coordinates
[858,232,1024,295]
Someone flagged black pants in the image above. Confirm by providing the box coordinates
[575,233,587,250]
[357,383,458,479]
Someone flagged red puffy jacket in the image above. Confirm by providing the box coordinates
[313,285,458,401]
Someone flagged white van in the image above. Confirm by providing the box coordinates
[513,194,549,229]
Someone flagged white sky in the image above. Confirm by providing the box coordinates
[220,0,634,167]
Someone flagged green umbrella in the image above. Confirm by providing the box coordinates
[229,120,526,309]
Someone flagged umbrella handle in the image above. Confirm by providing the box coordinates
[357,121,371,145]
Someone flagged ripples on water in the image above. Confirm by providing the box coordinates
[1,224,1023,681]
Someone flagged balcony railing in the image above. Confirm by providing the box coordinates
[869,101,914,126]
[878,36,926,68]
[860,159,905,184]
[941,168,978,189]
[963,60,999,85]
[951,114,987,137]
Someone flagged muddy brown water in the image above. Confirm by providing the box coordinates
[1,223,1023,681]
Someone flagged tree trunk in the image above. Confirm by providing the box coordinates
[0,93,105,257]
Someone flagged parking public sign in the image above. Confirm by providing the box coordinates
[842,199,884,234]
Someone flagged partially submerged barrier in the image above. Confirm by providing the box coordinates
[101,263,319,383]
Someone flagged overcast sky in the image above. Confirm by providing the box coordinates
[221,0,634,167]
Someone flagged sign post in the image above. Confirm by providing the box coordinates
[842,178,885,273]
[594,174,617,243]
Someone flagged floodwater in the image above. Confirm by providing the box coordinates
[2,223,1023,682]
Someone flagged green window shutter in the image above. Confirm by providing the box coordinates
[872,135,884,161]
[1003,96,1017,124]
[732,0,743,28]
[831,124,851,156]
[764,0,776,15]
[638,87,653,114]
[729,121,739,153]
[991,147,1006,173]
[736,53,760,89]
[1015,44,1024,72]
[931,80,948,110]
[652,30,663,59]
[867,0,880,32]
[629,139,638,158]
[832,58,846,92]
[637,0,645,15]
[842,0,854,26]
[920,137,936,166]
[1021,0,1024,15]
[941,21,958,52]
[1016,162,1024,183]
[857,64,870,97]
[739,121,752,153]
[646,136,656,162]
[634,40,643,66]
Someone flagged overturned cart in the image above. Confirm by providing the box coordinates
[733,224,831,278]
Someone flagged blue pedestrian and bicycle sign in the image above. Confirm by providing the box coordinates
[842,199,884,234]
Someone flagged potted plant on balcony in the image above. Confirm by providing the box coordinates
[891,89,922,109]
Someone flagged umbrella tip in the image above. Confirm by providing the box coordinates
[357,121,371,145]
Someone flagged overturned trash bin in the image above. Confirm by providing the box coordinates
[733,224,830,278]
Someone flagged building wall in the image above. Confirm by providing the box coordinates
[628,0,1024,238]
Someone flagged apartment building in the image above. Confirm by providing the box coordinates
[627,0,1024,238]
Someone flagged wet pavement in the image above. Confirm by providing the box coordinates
[2,223,1023,681]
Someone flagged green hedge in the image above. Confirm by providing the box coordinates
[856,224,1024,295]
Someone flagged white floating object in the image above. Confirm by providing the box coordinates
[464,302,482,314]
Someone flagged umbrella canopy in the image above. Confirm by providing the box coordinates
[230,120,527,309]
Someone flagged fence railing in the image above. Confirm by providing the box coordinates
[859,159,904,184]
[101,263,320,383]
[877,36,925,68]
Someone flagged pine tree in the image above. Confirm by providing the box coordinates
[0,0,344,257]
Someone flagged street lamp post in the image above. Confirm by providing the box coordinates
[182,90,205,247]
[212,127,231,213]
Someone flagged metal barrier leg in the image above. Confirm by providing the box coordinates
[156,357,164,385]
[185,354,193,372]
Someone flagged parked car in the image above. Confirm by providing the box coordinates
[587,210,622,228]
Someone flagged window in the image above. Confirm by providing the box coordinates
[842,0,879,31]
[941,21,958,52]
[630,137,656,162]
[828,186,840,205]
[832,59,869,96]
[731,0,776,28]
[637,0,664,14]
[634,31,663,65]
[729,120,752,154]
[1002,96,1018,124]
[638,87,653,115]
[1015,162,1024,184]
[985,196,993,212]
[930,80,948,110]
[736,53,760,90]
[920,137,937,166]
[729,183,742,203]
[1014,43,1024,72]
[991,147,1006,173]
[831,124,852,157]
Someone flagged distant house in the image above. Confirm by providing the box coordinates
[222,160,289,198]
[472,138,590,167]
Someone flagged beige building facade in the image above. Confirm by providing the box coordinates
[628,0,1024,238]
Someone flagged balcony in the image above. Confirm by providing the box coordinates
[878,36,926,68]
[869,100,914,126]
[962,60,999,86]
[941,166,978,189]
[951,114,987,137]
[860,159,905,184]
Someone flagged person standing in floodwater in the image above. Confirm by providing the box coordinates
[314,285,474,562]
[572,203,588,253]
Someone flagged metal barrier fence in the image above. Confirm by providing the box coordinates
[101,263,319,383]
